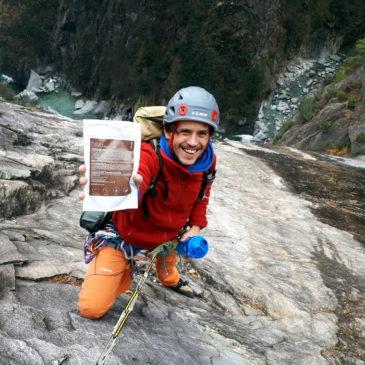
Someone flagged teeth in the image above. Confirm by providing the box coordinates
[183,148,197,154]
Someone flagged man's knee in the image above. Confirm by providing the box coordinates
[77,247,131,319]
[78,298,111,320]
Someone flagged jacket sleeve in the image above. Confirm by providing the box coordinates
[187,155,217,228]
[137,142,159,200]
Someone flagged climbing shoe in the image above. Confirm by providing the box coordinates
[170,279,195,298]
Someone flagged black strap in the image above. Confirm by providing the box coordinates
[142,140,165,218]
[198,168,216,200]
[148,141,164,196]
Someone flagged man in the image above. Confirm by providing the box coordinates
[78,86,219,319]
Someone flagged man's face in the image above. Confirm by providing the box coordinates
[164,120,210,166]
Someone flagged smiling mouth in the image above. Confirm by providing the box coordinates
[182,147,200,155]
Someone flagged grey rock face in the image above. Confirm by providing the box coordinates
[253,55,345,140]
[276,65,365,154]
[0,233,26,265]
[0,101,82,218]
[330,54,342,62]
[280,102,350,151]
[73,100,97,115]
[26,70,44,93]
[349,124,365,154]
[1,103,364,364]
[15,89,39,103]
[74,99,84,110]
[0,264,16,291]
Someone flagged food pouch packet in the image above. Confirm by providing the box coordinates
[82,120,141,212]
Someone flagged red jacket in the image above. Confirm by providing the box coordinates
[113,142,215,250]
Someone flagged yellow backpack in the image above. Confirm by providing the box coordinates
[133,106,166,141]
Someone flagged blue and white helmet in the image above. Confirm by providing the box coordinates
[164,86,220,131]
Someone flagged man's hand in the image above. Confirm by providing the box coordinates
[180,225,201,241]
[78,165,143,201]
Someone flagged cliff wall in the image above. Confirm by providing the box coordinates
[1,0,365,132]
[275,38,365,156]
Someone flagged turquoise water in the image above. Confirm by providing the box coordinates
[0,74,94,120]
[38,90,80,119]
[38,90,96,120]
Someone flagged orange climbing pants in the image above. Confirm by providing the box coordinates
[78,246,179,319]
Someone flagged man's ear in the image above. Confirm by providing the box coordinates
[163,128,172,139]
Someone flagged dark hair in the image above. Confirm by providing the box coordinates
[163,122,177,133]
[163,121,214,136]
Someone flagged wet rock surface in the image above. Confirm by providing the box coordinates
[1,102,365,364]
[240,143,365,246]
[228,141,365,364]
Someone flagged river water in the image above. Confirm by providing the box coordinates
[37,90,86,119]
[0,73,94,120]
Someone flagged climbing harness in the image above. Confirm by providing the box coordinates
[83,222,143,265]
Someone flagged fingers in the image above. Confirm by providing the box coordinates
[79,164,87,186]
[180,231,193,242]
[133,174,143,188]
[79,176,88,185]
[79,165,87,201]
[180,226,201,241]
